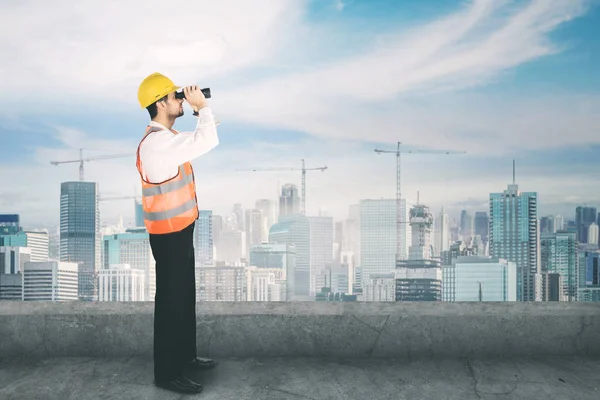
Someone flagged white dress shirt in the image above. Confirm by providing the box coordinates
[138,107,219,183]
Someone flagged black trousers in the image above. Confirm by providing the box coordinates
[149,222,197,381]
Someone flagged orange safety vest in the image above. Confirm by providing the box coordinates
[136,125,199,234]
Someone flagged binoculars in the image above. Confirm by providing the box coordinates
[175,88,211,100]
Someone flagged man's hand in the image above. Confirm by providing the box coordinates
[183,85,207,112]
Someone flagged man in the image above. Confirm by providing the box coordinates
[136,72,219,394]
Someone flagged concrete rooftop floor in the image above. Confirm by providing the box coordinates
[0,356,599,400]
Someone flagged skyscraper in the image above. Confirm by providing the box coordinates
[103,228,155,301]
[60,181,101,301]
[395,201,442,301]
[588,223,599,246]
[474,211,489,244]
[279,184,300,217]
[194,210,213,267]
[308,215,334,295]
[541,231,578,301]
[434,208,449,257]
[245,209,264,256]
[269,213,310,297]
[408,204,434,260]
[134,199,144,228]
[255,199,277,239]
[0,214,20,236]
[360,199,409,286]
[576,206,597,244]
[460,210,474,242]
[489,167,540,302]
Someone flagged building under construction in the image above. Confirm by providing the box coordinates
[395,201,442,301]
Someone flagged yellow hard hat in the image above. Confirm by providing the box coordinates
[137,72,180,109]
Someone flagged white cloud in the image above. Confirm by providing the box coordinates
[1,0,598,227]
[214,0,594,151]
[0,0,307,105]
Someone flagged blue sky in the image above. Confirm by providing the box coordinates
[1,0,599,228]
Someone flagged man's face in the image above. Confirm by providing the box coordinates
[161,92,184,118]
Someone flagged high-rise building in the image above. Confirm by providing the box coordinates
[541,231,578,301]
[98,264,146,301]
[576,206,597,244]
[60,181,101,301]
[196,266,246,301]
[22,261,79,301]
[246,267,286,301]
[341,205,361,268]
[554,215,565,231]
[216,228,245,265]
[194,210,213,267]
[395,201,441,301]
[102,228,155,301]
[578,245,600,302]
[249,243,296,298]
[460,210,474,242]
[24,231,49,262]
[588,223,599,246]
[0,246,31,274]
[0,214,20,236]
[434,208,450,257]
[474,212,489,244]
[359,199,410,286]
[540,216,555,234]
[232,203,244,231]
[489,175,540,302]
[255,199,278,239]
[0,230,49,262]
[443,256,517,302]
[363,273,396,302]
[408,204,434,260]
[308,215,334,296]
[134,199,144,227]
[245,209,264,256]
[279,184,300,217]
[269,214,310,297]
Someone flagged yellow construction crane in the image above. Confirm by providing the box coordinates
[237,159,327,215]
[374,141,466,261]
[50,148,133,181]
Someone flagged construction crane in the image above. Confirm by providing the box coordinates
[237,159,328,215]
[374,141,466,261]
[50,148,134,181]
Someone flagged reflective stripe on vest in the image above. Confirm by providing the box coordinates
[136,125,199,234]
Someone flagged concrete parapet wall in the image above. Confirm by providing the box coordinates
[1,301,599,359]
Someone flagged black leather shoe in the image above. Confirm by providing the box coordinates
[155,376,204,394]
[182,376,203,389]
[186,356,218,371]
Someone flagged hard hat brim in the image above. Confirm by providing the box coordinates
[139,85,181,109]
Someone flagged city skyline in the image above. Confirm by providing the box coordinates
[1,0,600,227]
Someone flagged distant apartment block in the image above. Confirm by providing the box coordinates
[22,261,78,301]
[443,256,517,302]
[541,231,578,301]
[196,266,246,301]
[363,273,396,302]
[103,229,155,301]
[98,264,146,302]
